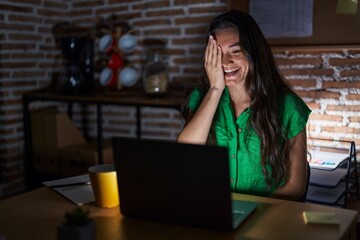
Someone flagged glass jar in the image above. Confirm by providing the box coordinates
[143,53,168,96]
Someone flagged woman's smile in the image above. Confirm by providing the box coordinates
[224,68,240,79]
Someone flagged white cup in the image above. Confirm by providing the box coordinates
[99,34,114,53]
[118,34,137,53]
[118,67,139,87]
[100,67,114,87]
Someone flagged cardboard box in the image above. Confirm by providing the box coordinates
[31,107,86,174]
[59,141,114,176]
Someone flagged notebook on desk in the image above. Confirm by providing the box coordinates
[112,137,257,231]
[43,175,94,205]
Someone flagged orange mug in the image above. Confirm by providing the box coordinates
[88,164,119,208]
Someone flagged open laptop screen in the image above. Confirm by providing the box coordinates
[112,137,255,230]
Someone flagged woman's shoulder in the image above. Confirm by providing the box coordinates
[187,86,207,112]
[279,92,311,138]
[281,92,310,112]
[189,86,207,98]
[282,92,303,102]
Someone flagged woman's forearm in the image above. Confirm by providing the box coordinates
[270,129,308,201]
[177,88,223,144]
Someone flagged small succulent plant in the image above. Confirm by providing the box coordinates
[64,207,92,227]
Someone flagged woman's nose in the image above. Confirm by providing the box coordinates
[222,53,233,65]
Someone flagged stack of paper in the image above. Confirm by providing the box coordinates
[43,175,95,205]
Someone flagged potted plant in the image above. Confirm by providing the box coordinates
[57,207,95,240]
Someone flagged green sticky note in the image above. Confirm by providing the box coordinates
[336,0,358,14]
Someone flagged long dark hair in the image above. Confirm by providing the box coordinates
[202,10,293,187]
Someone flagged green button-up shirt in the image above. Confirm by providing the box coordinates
[188,87,311,196]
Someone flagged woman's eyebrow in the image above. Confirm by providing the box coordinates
[228,42,241,48]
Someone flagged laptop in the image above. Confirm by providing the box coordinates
[112,137,257,231]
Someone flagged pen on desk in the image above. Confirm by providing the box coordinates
[50,181,91,188]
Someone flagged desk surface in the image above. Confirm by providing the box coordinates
[0,187,357,240]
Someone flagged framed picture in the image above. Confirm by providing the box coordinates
[228,0,360,47]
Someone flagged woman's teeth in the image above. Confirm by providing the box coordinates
[224,69,239,75]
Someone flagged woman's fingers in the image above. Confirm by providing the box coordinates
[216,45,222,67]
[205,38,209,65]
[211,37,218,65]
[205,37,217,66]
[204,35,225,89]
[205,35,217,67]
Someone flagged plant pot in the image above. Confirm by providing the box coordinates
[57,220,95,240]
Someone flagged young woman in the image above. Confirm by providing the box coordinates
[177,10,311,201]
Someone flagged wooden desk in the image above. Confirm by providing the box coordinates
[0,187,357,240]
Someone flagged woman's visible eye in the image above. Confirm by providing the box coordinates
[232,49,242,54]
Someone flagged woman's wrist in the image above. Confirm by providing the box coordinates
[208,86,225,94]
[204,87,224,103]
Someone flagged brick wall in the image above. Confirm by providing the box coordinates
[273,48,360,151]
[1,0,359,198]
[0,0,69,197]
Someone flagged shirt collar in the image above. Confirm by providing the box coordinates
[220,87,231,104]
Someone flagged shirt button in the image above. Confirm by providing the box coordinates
[230,178,234,183]
[238,128,242,133]
[232,154,235,158]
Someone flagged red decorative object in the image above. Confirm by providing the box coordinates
[98,25,137,90]
[107,52,124,70]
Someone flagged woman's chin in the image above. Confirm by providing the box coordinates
[225,78,238,86]
[225,75,245,87]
